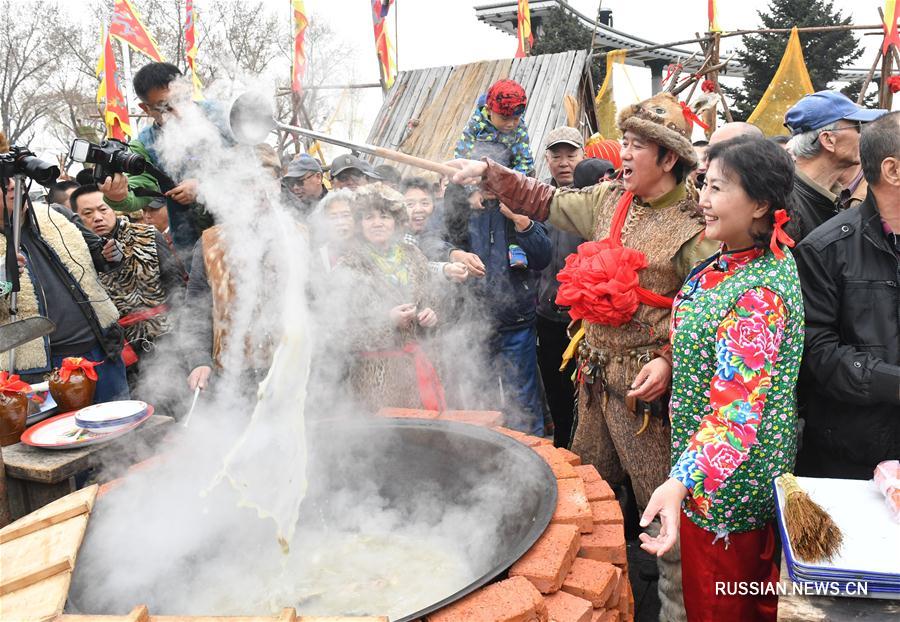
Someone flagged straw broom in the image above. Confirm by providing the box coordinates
[778,473,843,563]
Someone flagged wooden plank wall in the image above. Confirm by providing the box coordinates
[365,50,593,181]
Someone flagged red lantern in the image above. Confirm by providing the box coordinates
[584,136,622,170]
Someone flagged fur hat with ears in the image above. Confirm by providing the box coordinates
[617,93,717,170]
[0,131,8,154]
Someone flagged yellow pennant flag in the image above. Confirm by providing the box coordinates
[594,50,627,140]
[747,27,814,137]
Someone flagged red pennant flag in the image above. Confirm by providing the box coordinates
[110,0,164,62]
[183,0,202,98]
[516,0,533,58]
[292,0,309,94]
[96,28,132,140]
[371,0,397,89]
[884,0,900,54]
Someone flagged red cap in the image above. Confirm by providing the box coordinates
[486,79,527,117]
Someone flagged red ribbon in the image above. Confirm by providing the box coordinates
[701,79,716,93]
[680,101,709,131]
[361,342,447,412]
[117,304,170,328]
[59,357,102,383]
[555,192,675,327]
[0,371,32,396]
[769,209,796,260]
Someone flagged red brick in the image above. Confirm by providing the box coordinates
[574,464,601,483]
[616,579,634,621]
[377,407,439,419]
[426,576,548,622]
[533,445,579,479]
[590,500,623,525]
[509,523,581,594]
[584,478,615,502]
[552,478,594,533]
[561,558,618,607]
[494,426,529,440]
[579,524,626,565]
[602,567,624,609]
[591,610,620,622]
[439,410,504,427]
[556,447,582,466]
[543,589,593,622]
[523,434,555,447]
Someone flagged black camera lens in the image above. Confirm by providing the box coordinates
[20,153,60,185]
[112,150,146,175]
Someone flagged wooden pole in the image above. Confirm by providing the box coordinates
[593,23,886,58]
[0,448,11,529]
[857,47,884,105]
[880,45,895,109]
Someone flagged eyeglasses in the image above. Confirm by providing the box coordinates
[146,101,174,114]
[816,122,862,142]
[285,176,314,188]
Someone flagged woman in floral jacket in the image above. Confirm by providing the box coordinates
[638,137,804,622]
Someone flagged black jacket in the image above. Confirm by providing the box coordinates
[790,170,840,242]
[536,179,584,323]
[793,191,900,477]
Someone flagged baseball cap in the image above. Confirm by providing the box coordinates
[544,126,584,150]
[145,197,166,210]
[285,154,322,178]
[330,153,376,178]
[784,91,887,135]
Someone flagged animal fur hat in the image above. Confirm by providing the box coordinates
[617,92,715,170]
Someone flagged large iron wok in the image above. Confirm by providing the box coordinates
[69,418,557,621]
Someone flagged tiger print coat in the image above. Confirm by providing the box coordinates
[100,217,179,353]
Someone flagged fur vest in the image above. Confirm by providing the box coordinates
[0,206,120,373]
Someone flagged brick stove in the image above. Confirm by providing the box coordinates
[377,409,635,622]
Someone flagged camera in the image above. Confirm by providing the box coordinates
[69,138,146,183]
[0,146,59,186]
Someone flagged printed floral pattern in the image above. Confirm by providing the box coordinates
[668,247,805,533]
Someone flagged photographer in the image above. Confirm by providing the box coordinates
[0,133,128,401]
[99,62,231,261]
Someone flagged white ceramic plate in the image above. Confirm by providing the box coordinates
[74,400,149,431]
[21,406,154,450]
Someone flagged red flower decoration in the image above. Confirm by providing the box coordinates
[701,79,716,93]
[58,357,101,382]
[555,240,649,327]
[0,371,32,396]
[888,76,900,94]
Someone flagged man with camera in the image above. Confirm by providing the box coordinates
[0,133,128,402]
[97,62,229,261]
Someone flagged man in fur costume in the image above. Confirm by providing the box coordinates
[0,132,128,401]
[447,92,718,622]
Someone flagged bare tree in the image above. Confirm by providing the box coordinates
[0,0,62,145]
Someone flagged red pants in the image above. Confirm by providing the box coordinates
[680,512,780,622]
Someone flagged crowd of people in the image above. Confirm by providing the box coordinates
[1,61,898,622]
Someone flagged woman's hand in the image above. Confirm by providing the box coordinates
[638,478,688,557]
[417,307,438,328]
[16,252,26,275]
[187,365,212,391]
[444,159,488,185]
[627,356,672,401]
[442,262,469,283]
[449,250,486,277]
[390,303,417,328]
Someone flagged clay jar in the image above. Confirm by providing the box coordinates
[49,368,96,413]
[0,391,28,446]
